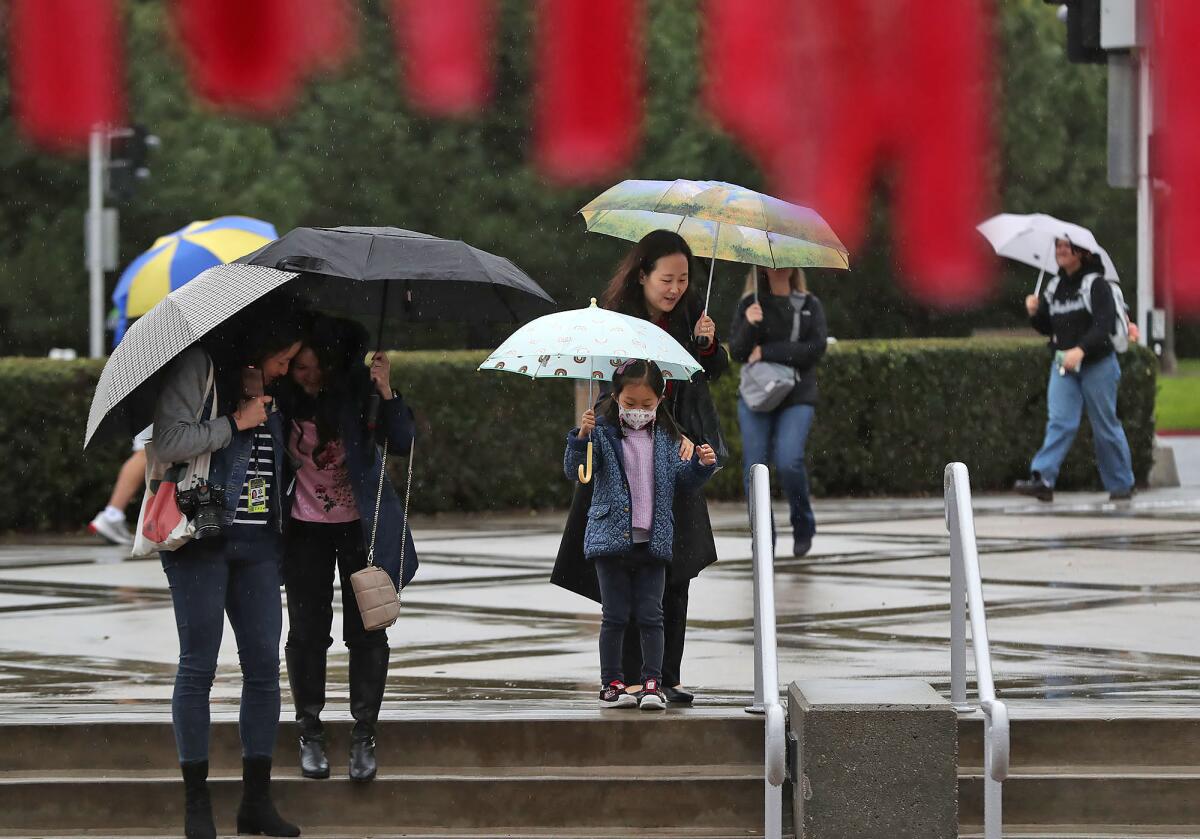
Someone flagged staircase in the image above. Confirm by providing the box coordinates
[959,707,1200,838]
[0,707,766,838]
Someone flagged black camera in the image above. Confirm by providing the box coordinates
[176,480,226,540]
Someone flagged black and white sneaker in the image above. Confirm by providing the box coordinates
[599,681,637,709]
[637,679,666,710]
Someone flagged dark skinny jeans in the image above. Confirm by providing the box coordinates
[595,545,666,686]
[161,525,283,763]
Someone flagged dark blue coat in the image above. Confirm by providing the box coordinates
[285,393,419,589]
[563,417,716,563]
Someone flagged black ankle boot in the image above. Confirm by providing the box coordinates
[181,760,216,839]
[236,756,300,837]
[349,736,377,783]
[299,735,329,780]
[348,646,389,782]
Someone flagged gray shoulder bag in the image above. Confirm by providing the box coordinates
[350,437,415,631]
[738,295,802,412]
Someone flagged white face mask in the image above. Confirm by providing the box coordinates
[619,405,656,430]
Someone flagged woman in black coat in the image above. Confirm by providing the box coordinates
[552,229,729,704]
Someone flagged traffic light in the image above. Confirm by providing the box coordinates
[106,124,160,203]
[1044,1,1107,64]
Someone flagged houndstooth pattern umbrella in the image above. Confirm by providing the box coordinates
[84,263,297,449]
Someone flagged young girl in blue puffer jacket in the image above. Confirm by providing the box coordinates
[564,360,717,710]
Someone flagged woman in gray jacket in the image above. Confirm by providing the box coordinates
[153,306,304,839]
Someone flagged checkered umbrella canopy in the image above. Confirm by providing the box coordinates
[84,263,297,449]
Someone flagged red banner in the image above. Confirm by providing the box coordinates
[392,0,494,115]
[9,0,125,149]
[1155,0,1200,314]
[534,0,643,183]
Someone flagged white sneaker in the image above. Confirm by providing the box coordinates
[88,512,132,545]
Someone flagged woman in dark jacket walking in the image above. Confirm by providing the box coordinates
[279,315,418,784]
[1014,239,1134,501]
[553,229,729,704]
[729,267,827,556]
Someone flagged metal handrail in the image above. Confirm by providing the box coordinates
[945,462,1010,839]
[746,464,786,839]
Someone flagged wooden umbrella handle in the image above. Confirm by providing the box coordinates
[577,441,593,484]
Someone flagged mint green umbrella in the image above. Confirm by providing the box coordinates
[580,179,849,310]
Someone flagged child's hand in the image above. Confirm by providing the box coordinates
[697,444,716,466]
[578,409,595,439]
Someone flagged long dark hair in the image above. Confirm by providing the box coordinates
[1070,244,1105,277]
[200,291,306,411]
[286,314,372,455]
[597,359,681,440]
[600,230,698,334]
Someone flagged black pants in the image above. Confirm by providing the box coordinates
[284,520,386,651]
[623,577,689,687]
[284,519,389,740]
[595,546,666,686]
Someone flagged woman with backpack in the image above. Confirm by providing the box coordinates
[1014,238,1135,502]
[729,266,827,557]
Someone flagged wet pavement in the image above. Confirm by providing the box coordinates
[0,486,1198,722]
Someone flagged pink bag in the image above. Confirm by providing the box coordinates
[141,479,184,544]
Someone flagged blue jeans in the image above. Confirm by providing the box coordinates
[161,526,283,763]
[595,547,666,685]
[1030,353,1134,492]
[738,399,816,542]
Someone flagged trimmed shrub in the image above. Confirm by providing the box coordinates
[0,340,1156,531]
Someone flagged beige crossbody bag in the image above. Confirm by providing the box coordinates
[350,437,415,631]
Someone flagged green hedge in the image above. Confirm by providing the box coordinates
[0,340,1157,531]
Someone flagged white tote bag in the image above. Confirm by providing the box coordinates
[130,363,218,558]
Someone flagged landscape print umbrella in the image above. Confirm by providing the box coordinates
[112,216,277,342]
[479,298,702,482]
[977,212,1119,295]
[580,179,850,312]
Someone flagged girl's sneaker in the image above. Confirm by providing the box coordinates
[637,679,666,710]
[599,681,637,709]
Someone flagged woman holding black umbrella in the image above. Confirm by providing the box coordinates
[278,314,418,784]
[153,300,304,839]
[553,229,729,704]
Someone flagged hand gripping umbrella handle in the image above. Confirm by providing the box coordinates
[577,440,593,484]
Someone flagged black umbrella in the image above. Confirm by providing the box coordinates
[238,226,555,327]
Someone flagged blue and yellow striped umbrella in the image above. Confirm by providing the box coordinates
[112,216,277,344]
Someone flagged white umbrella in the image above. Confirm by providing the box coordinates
[977,213,1119,295]
[479,299,702,482]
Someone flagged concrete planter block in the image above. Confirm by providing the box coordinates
[789,679,958,839]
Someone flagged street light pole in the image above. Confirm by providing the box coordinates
[88,127,106,359]
[1135,38,1154,350]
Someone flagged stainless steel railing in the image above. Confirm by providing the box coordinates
[746,463,787,839]
[945,462,1010,839]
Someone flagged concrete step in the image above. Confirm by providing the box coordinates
[958,708,1200,835]
[0,770,764,834]
[960,771,1200,827]
[0,831,767,838]
[958,712,1200,769]
[4,710,762,774]
[959,828,1200,838]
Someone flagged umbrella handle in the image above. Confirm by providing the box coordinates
[577,441,593,484]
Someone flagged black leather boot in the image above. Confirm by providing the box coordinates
[348,645,389,782]
[181,760,216,839]
[236,756,300,837]
[285,645,329,780]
